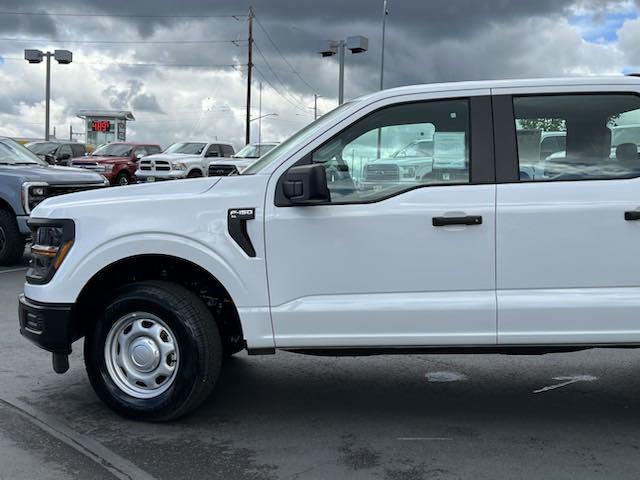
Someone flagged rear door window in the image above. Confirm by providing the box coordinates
[513,94,640,181]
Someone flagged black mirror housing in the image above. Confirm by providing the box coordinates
[281,164,330,205]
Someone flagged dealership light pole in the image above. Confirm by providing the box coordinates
[320,36,368,105]
[24,49,73,141]
[380,0,389,90]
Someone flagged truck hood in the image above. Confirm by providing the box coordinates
[143,153,200,162]
[32,176,221,218]
[73,155,129,164]
[0,163,106,183]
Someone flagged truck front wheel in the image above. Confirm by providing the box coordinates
[84,281,222,421]
[0,209,25,266]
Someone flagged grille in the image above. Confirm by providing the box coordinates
[364,163,400,182]
[47,183,106,198]
[72,161,103,172]
[139,160,171,172]
[208,164,238,176]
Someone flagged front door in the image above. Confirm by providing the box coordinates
[495,91,640,344]
[265,95,498,348]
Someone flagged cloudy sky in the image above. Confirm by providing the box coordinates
[1,0,640,149]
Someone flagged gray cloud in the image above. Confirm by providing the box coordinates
[0,0,638,144]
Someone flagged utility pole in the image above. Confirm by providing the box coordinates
[69,124,72,141]
[245,6,254,145]
[314,94,319,120]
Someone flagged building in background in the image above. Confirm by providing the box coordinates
[76,110,135,146]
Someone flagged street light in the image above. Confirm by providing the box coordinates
[319,36,368,105]
[380,0,390,90]
[24,49,73,141]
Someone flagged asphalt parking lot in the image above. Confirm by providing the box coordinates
[2,261,640,479]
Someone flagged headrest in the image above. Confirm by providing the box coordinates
[616,143,637,162]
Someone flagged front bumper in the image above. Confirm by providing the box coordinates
[16,215,30,235]
[19,295,74,354]
[135,171,187,182]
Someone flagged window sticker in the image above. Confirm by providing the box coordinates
[433,132,466,169]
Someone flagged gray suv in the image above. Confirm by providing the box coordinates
[0,137,107,265]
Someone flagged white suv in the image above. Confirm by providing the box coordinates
[19,77,640,421]
[136,141,235,181]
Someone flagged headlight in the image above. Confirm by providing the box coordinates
[22,182,49,214]
[173,162,187,171]
[26,218,75,285]
[103,164,114,172]
[400,166,417,178]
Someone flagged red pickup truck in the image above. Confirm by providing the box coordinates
[71,142,162,186]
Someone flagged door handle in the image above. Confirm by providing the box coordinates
[625,211,640,221]
[432,215,483,227]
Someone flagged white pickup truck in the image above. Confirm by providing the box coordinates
[19,77,640,421]
[135,141,235,181]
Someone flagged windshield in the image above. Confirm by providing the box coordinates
[164,142,207,155]
[612,126,640,147]
[233,144,277,159]
[0,138,47,165]
[243,103,354,174]
[26,142,58,156]
[92,143,133,157]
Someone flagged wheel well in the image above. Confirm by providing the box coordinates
[74,254,244,350]
[0,198,16,216]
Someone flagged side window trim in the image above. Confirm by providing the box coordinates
[275,95,496,207]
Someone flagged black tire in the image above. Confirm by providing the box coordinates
[0,209,25,266]
[115,171,131,186]
[84,281,222,421]
[187,169,203,178]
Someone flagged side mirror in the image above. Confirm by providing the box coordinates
[206,152,219,158]
[43,153,56,165]
[281,164,330,205]
[135,153,144,160]
[59,153,71,161]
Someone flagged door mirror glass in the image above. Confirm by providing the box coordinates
[282,164,330,205]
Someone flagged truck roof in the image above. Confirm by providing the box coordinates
[357,76,640,103]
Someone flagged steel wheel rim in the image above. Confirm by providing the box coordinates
[104,312,179,399]
[119,175,129,186]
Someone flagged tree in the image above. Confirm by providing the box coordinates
[519,118,566,132]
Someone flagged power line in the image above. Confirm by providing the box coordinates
[0,37,245,45]
[2,57,242,69]
[0,11,248,19]
[253,42,310,113]
[254,15,319,95]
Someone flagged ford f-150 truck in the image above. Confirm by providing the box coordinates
[136,141,235,181]
[18,77,640,421]
[0,137,107,265]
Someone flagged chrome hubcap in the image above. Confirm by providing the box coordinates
[104,312,179,399]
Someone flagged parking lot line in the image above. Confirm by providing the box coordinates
[0,268,27,275]
[0,396,157,480]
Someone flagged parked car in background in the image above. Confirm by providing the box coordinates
[136,141,235,182]
[26,141,88,166]
[208,142,278,176]
[71,142,161,186]
[0,137,107,265]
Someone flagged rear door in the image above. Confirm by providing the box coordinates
[493,87,640,344]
